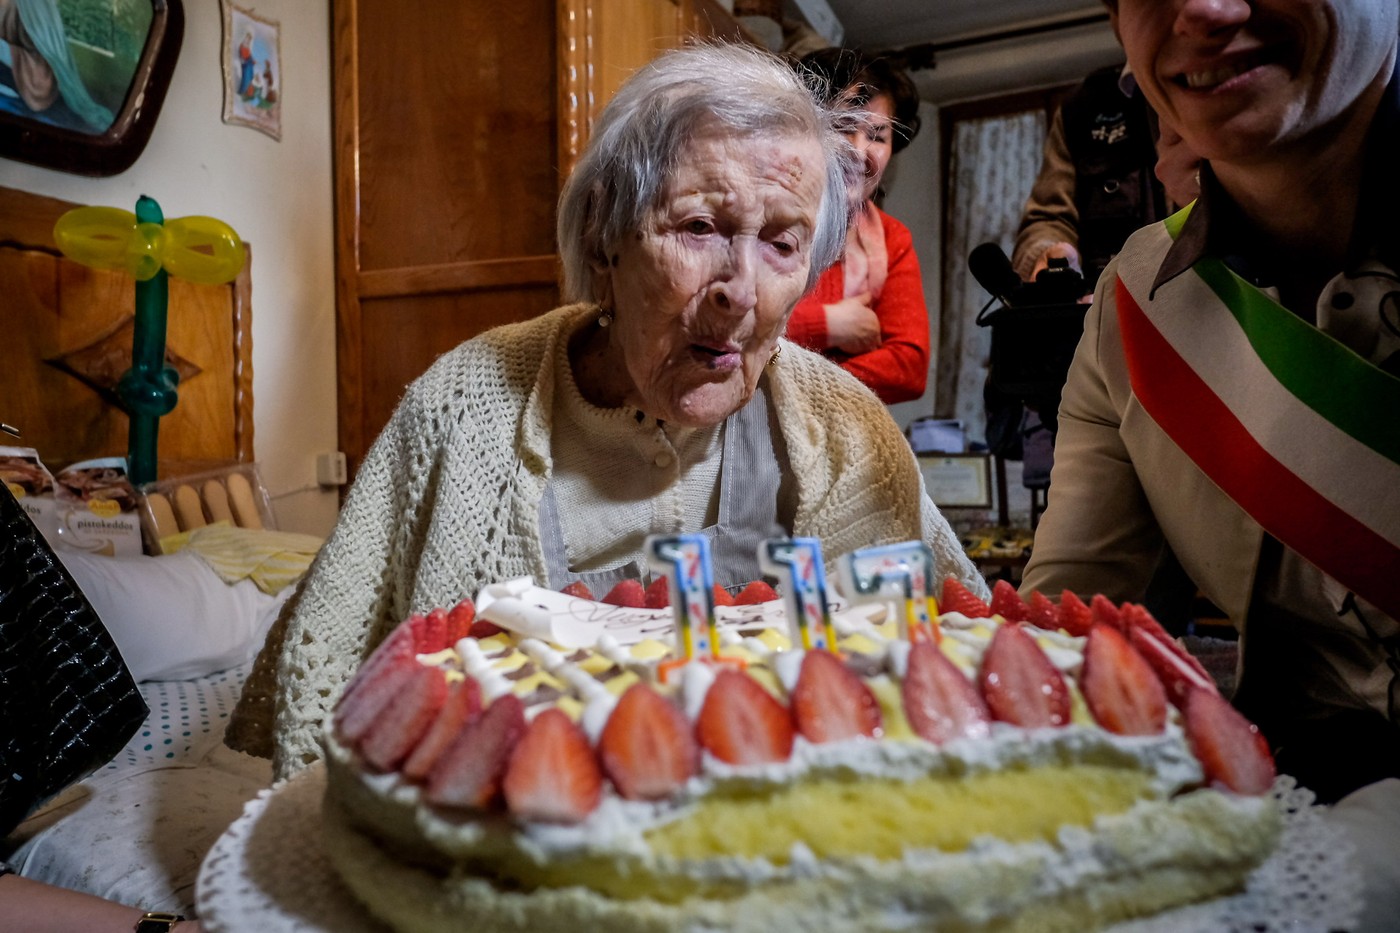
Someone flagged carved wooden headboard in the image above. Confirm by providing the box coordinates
[0,186,253,475]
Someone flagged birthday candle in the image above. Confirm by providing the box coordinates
[644,534,717,661]
[837,541,940,643]
[759,537,836,651]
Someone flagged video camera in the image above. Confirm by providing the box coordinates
[968,242,1090,435]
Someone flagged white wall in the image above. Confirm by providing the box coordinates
[1,0,339,537]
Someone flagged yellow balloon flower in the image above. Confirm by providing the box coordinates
[53,207,246,285]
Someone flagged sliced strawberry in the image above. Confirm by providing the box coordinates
[338,618,416,705]
[598,683,699,800]
[711,583,737,607]
[601,579,647,608]
[1027,590,1060,631]
[560,580,594,600]
[939,576,992,619]
[503,708,604,823]
[425,694,527,810]
[979,623,1071,728]
[1080,624,1167,736]
[791,649,883,743]
[1119,602,1175,644]
[734,580,780,605]
[1089,594,1124,632]
[644,575,671,609]
[695,669,795,765]
[901,640,991,744]
[358,663,450,771]
[335,650,419,744]
[1056,590,1094,637]
[417,607,451,653]
[402,676,483,781]
[989,579,1029,622]
[446,598,476,642]
[1129,625,1218,707]
[1183,687,1276,795]
[468,619,506,639]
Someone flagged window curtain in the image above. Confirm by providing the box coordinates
[935,110,1047,445]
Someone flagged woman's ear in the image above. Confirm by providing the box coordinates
[590,253,614,308]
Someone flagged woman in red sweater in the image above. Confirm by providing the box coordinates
[787,50,930,404]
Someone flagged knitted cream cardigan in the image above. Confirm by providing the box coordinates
[227,304,984,778]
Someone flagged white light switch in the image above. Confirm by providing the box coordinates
[317,451,348,486]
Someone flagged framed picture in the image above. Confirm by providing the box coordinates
[919,453,994,510]
[0,0,184,177]
[219,1,280,140]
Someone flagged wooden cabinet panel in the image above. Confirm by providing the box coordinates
[357,288,559,438]
[593,0,684,108]
[354,0,558,271]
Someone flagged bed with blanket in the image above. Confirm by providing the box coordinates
[0,185,316,917]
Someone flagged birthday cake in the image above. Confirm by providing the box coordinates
[318,555,1280,933]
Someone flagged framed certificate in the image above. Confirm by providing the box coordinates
[919,453,994,509]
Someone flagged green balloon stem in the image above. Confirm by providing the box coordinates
[120,195,180,487]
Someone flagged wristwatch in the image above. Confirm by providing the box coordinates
[135,912,186,932]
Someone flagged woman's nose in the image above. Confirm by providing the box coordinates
[1175,0,1251,38]
[709,240,757,315]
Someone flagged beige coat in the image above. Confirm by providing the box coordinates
[1019,241,1263,624]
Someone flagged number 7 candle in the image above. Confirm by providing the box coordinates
[837,541,940,643]
[759,537,836,651]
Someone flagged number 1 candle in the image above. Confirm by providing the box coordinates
[837,540,940,643]
[645,533,718,662]
[759,537,836,651]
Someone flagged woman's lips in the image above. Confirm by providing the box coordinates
[690,342,742,371]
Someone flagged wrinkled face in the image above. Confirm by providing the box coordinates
[599,130,826,427]
[1117,0,1398,164]
[846,92,896,202]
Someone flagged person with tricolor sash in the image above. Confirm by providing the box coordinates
[1020,1,1400,926]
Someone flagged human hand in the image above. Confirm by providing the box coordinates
[823,294,882,354]
[1030,242,1081,280]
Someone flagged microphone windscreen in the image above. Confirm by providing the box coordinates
[968,242,1023,305]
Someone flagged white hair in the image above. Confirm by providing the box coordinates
[556,42,859,303]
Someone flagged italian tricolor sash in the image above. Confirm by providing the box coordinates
[1115,206,1400,620]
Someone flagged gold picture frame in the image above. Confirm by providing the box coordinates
[918,453,994,510]
[220,1,281,140]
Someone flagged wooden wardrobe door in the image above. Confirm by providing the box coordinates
[333,0,562,476]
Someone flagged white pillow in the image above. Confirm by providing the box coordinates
[55,550,286,682]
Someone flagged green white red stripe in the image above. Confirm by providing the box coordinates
[1115,217,1400,619]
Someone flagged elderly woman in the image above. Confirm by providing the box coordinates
[783,48,931,405]
[228,42,984,779]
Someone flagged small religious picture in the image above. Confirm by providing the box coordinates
[220,1,281,140]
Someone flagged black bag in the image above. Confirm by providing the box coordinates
[0,489,148,836]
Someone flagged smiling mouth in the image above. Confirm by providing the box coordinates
[1175,49,1269,91]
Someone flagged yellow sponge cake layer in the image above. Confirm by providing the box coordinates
[323,783,1278,933]
[645,765,1152,863]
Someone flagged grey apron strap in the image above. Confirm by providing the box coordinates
[705,380,788,588]
[538,484,642,594]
